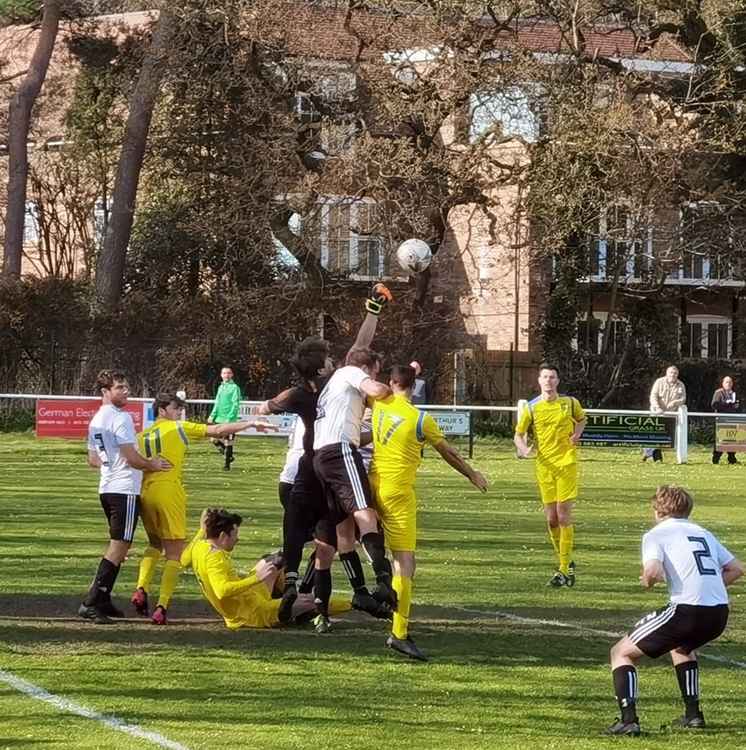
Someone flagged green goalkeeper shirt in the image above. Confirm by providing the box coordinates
[209,380,241,423]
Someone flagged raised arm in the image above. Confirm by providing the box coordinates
[433,440,488,491]
[349,284,393,352]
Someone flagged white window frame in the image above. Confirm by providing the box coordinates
[681,314,732,359]
[23,200,40,244]
[469,84,544,144]
[572,311,628,354]
[589,206,653,283]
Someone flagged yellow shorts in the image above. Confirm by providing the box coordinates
[371,478,417,551]
[535,461,578,504]
[140,483,187,540]
[228,589,351,630]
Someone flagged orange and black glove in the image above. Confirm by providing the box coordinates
[365,282,393,316]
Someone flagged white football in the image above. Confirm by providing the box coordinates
[396,238,432,274]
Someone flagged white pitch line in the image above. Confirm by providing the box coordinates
[0,669,190,750]
[457,607,746,670]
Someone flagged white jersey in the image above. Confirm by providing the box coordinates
[87,404,142,495]
[642,517,734,606]
[279,418,305,484]
[313,366,368,449]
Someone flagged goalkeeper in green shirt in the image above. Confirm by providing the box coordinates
[208,366,242,470]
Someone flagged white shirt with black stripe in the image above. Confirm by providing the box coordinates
[87,404,142,495]
[313,366,368,450]
[642,517,734,606]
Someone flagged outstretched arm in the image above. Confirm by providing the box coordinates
[433,440,488,491]
[349,284,393,353]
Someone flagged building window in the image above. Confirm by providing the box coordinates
[575,314,627,354]
[590,206,652,281]
[23,201,39,244]
[682,316,731,359]
[94,198,107,247]
[469,85,544,144]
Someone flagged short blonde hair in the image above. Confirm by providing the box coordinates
[652,485,693,518]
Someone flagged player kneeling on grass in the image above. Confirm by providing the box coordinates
[181,508,351,630]
[370,364,488,661]
[132,394,273,625]
[606,485,743,736]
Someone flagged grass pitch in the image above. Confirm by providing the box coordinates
[1,433,745,750]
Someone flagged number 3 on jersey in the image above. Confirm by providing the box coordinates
[688,536,717,576]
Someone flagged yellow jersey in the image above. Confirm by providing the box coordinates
[181,533,269,630]
[369,394,444,488]
[515,395,585,468]
[138,418,208,490]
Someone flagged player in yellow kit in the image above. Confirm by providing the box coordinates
[181,508,351,629]
[514,363,586,588]
[370,365,488,661]
[132,393,270,624]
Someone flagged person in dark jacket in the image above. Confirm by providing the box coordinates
[712,376,740,465]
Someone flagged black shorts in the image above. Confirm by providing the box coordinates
[313,442,372,522]
[287,456,336,547]
[629,603,729,658]
[99,493,140,543]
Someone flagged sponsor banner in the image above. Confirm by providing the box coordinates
[715,419,746,453]
[237,404,296,437]
[431,411,471,437]
[36,399,145,438]
[580,413,673,448]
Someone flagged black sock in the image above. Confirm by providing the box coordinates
[282,503,308,575]
[298,551,316,594]
[675,661,700,717]
[340,550,367,592]
[83,558,120,607]
[284,571,298,591]
[612,665,638,723]
[224,445,233,468]
[360,532,391,580]
[314,568,332,617]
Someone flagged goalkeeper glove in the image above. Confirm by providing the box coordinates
[365,282,393,316]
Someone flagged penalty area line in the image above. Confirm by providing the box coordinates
[0,668,191,750]
[457,607,746,670]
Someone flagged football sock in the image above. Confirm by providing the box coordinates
[361,532,390,579]
[157,559,181,609]
[547,524,561,562]
[559,525,574,575]
[285,571,299,589]
[136,546,162,592]
[391,575,412,640]
[224,444,234,469]
[298,550,317,594]
[84,558,120,606]
[612,665,638,723]
[675,661,701,717]
[340,550,367,592]
[314,568,332,617]
[282,505,307,575]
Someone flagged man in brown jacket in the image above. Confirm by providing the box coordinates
[645,366,687,463]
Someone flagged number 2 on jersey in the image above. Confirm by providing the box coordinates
[688,536,717,576]
[93,432,109,466]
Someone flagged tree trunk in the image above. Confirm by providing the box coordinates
[95,10,175,309]
[2,1,61,278]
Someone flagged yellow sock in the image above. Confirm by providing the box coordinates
[548,525,561,562]
[391,574,413,640]
[157,559,181,609]
[136,546,162,592]
[559,525,574,575]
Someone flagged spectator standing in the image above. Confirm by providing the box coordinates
[409,361,431,406]
[711,376,740,465]
[645,366,686,463]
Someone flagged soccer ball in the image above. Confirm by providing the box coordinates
[396,239,432,274]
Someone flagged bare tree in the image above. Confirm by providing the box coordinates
[2,0,61,277]
[94,6,175,309]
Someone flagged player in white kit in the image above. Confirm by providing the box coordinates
[79,370,170,623]
[606,485,743,735]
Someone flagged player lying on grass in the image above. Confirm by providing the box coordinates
[606,485,743,736]
[181,508,351,629]
[370,364,488,661]
[131,393,274,625]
